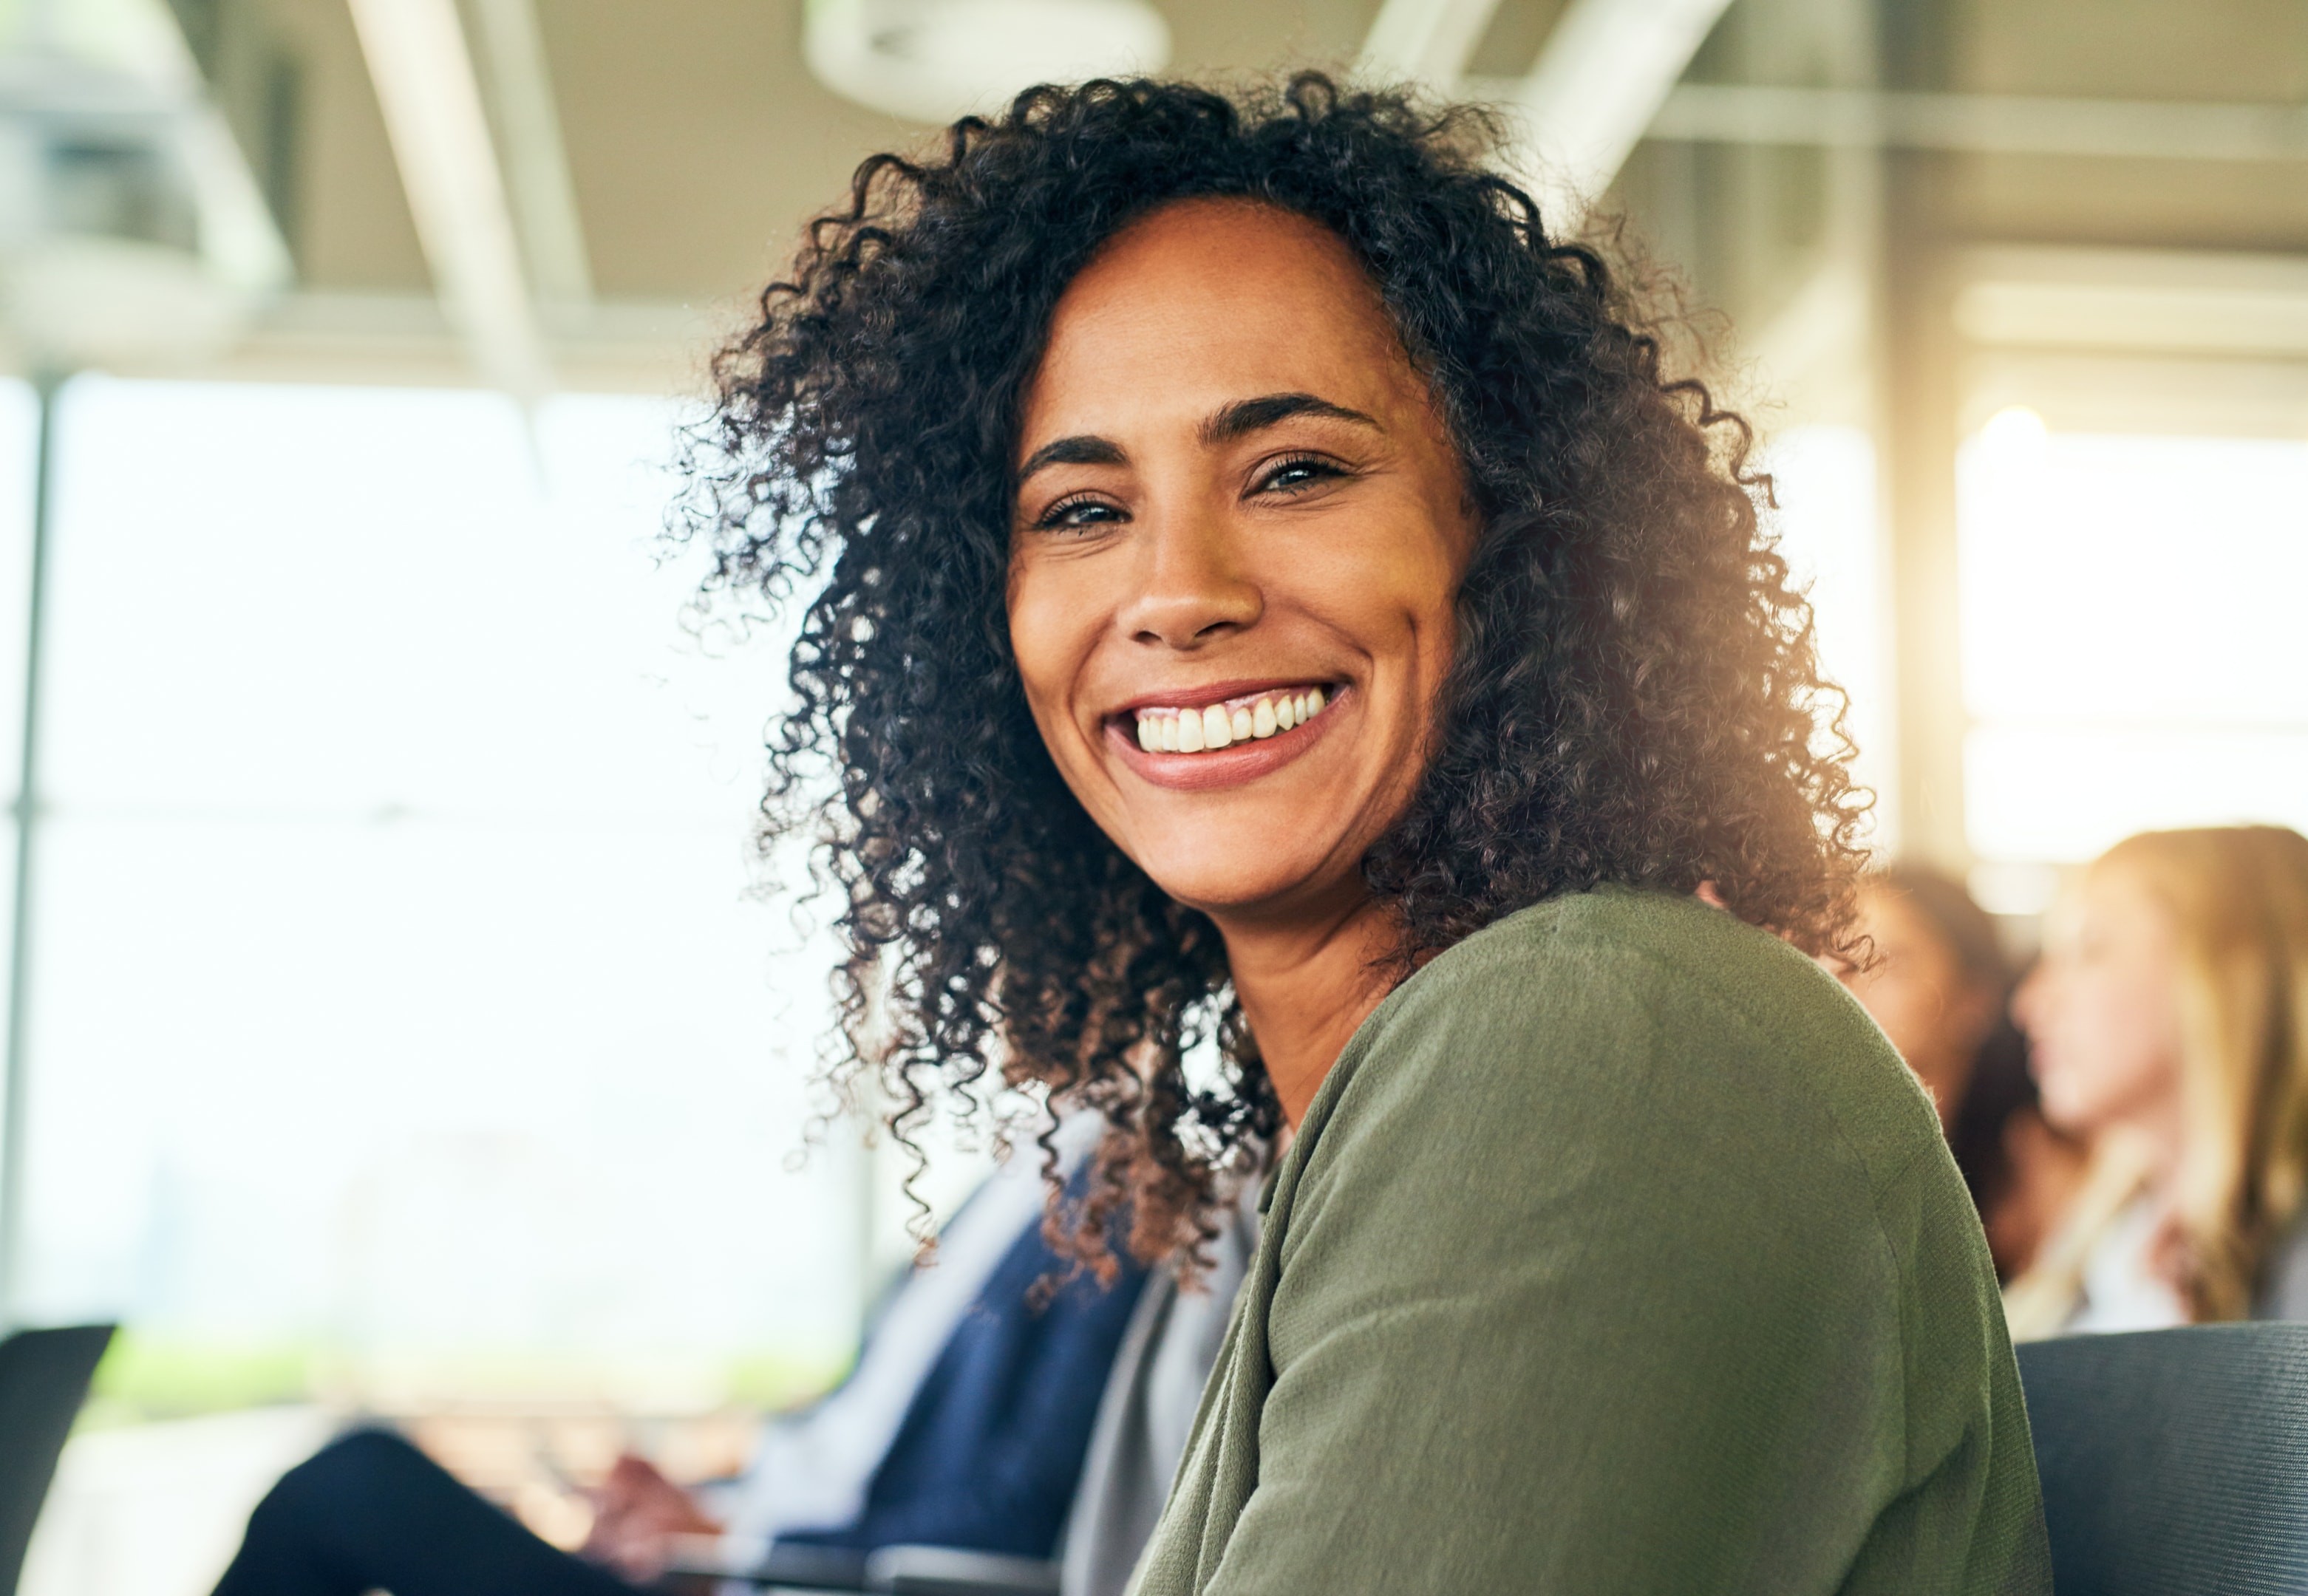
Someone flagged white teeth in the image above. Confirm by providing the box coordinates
[1134,688,1332,759]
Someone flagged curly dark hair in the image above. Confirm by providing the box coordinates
[680,72,1868,1277]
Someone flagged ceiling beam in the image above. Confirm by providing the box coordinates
[1645,83,2308,163]
[1502,0,1735,229]
[1359,0,1505,89]
[1456,80,2308,165]
[466,0,593,306]
[347,0,554,402]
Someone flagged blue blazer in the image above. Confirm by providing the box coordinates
[781,1204,1151,1558]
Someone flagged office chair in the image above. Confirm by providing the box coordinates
[2018,1322,2308,1596]
[670,1537,1058,1595]
[0,1324,115,1596]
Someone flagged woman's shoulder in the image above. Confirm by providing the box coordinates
[1354,885,1897,1082]
[1409,884,1859,1033]
[1310,887,1942,1212]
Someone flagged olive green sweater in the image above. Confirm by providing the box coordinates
[1128,888,2052,1595]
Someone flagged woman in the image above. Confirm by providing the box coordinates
[2006,825,2308,1337]
[689,77,2047,1592]
[1836,865,2086,1278]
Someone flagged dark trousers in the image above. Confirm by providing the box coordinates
[211,1428,644,1596]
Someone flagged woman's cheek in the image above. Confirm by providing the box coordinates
[2023,974,2097,1131]
[1006,571,1072,720]
[1008,576,1115,806]
[2043,975,2180,1133]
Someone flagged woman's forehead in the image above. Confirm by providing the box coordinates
[1019,199,1433,454]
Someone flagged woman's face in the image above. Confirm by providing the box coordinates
[1835,885,1992,1127]
[2014,865,2185,1142]
[1007,200,1474,921]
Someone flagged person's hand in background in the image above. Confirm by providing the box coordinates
[582,1453,723,1583]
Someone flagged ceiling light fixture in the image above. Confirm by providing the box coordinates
[803,0,1170,126]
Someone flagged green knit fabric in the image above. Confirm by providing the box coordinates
[1127,888,2052,1596]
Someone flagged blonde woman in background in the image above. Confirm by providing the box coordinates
[2005,825,2308,1338]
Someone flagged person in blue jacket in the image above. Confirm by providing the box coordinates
[209,1120,1179,1595]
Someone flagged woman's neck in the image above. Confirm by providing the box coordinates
[2103,1082,2188,1204]
[1214,893,1400,1127]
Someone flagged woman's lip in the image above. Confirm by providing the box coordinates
[1110,678,1338,716]
[1105,687,1346,792]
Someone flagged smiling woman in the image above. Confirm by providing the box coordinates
[685,75,2049,1595]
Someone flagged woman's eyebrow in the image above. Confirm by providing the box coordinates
[1018,434,1127,485]
[1015,393,1381,488]
[1200,392,1382,444]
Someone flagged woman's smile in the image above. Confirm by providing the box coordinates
[1108,679,1342,790]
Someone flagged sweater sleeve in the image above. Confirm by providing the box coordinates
[1203,932,1919,1596]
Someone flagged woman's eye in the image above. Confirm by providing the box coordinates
[1253,455,1345,496]
[1035,495,1125,531]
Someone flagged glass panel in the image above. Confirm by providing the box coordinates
[24,378,862,1402]
[1763,424,1896,850]
[1959,418,2308,728]
[1958,413,2308,864]
[1964,724,2308,864]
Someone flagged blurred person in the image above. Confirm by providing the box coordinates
[210,1116,1261,1596]
[1835,866,2088,1278]
[681,74,2049,1592]
[2004,825,2308,1339]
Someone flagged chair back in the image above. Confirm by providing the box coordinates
[694,1540,1059,1594]
[863,1545,1060,1595]
[2018,1323,2308,1596]
[0,1323,113,1596]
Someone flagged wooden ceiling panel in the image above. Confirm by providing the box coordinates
[1160,0,1381,80]
[1957,0,2308,101]
[539,0,924,304]
[270,0,431,290]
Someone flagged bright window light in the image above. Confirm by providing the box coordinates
[20,377,872,1404]
[1760,424,1896,852]
[1958,423,2308,863]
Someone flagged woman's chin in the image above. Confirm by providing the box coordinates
[1136,852,1355,921]
[2032,1078,2097,1139]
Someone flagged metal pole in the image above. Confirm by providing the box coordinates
[0,371,62,1325]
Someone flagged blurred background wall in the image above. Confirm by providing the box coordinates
[0,0,2301,1587]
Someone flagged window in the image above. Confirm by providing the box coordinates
[19,378,870,1411]
[1958,409,2308,867]
[1762,423,1896,852]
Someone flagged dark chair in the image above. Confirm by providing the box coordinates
[2017,1322,2308,1596]
[861,1546,1060,1595]
[0,1323,115,1596]
[669,1538,1058,1596]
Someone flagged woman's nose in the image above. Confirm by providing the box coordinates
[1117,510,1262,649]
